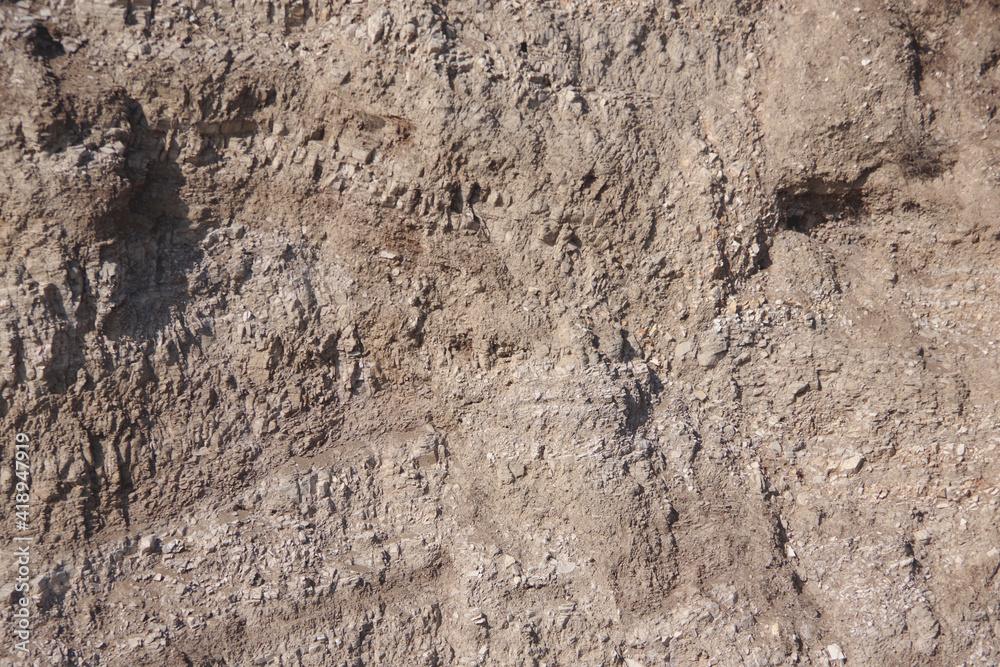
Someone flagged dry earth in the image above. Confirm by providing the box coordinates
[1,0,1000,665]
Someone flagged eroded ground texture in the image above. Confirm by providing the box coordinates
[1,0,1000,665]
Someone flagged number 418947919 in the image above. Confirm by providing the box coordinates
[14,433,30,528]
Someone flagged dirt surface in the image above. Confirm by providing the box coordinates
[1,0,999,665]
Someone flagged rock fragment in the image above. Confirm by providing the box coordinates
[838,455,865,475]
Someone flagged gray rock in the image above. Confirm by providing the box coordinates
[139,534,160,555]
[838,455,865,475]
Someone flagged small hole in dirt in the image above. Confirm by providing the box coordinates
[467,183,482,206]
[24,24,65,59]
[449,189,464,213]
[776,183,865,236]
[784,213,808,233]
